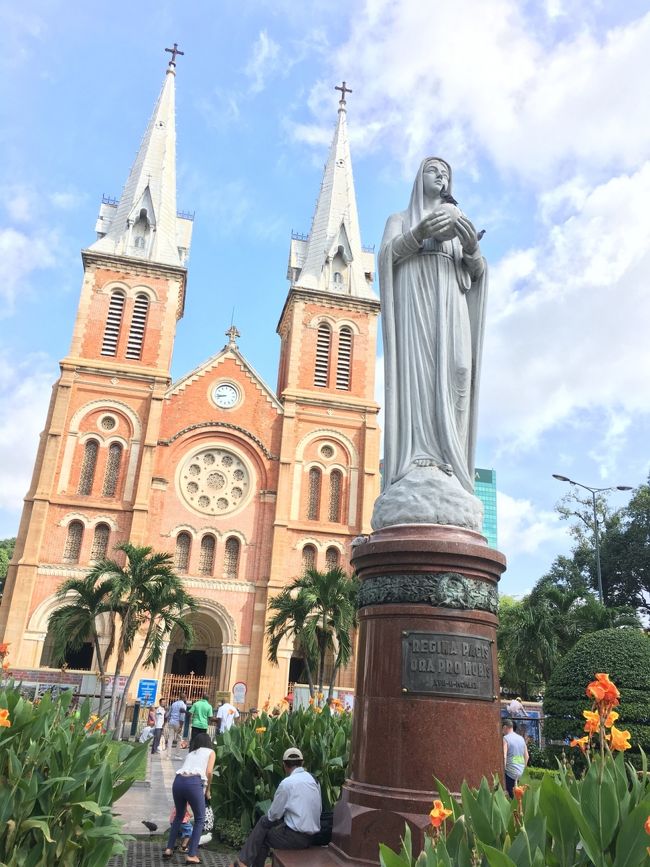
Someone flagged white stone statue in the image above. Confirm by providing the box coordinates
[372,157,488,532]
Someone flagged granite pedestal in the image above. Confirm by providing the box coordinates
[328,524,506,864]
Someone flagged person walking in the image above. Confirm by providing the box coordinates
[162,732,215,865]
[216,699,239,733]
[151,699,166,755]
[502,719,529,797]
[168,694,187,747]
[231,747,320,867]
[189,693,213,741]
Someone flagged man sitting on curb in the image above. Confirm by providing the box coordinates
[231,747,321,867]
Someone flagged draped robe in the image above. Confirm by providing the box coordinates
[379,158,488,496]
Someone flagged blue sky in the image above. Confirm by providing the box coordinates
[2,0,650,597]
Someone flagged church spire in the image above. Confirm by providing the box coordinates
[288,83,375,299]
[89,47,192,268]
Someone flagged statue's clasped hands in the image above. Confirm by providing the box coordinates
[413,211,479,254]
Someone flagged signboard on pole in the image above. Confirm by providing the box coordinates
[137,679,157,705]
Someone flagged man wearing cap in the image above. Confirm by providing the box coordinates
[232,746,321,867]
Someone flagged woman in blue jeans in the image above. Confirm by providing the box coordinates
[163,732,215,864]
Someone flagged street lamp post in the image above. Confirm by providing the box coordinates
[552,474,633,605]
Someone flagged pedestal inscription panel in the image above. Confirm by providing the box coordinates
[402,630,494,700]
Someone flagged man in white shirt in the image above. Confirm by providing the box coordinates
[150,699,166,754]
[232,747,321,867]
[216,700,240,733]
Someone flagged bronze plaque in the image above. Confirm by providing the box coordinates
[402,631,494,701]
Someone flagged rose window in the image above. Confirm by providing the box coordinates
[180,448,251,515]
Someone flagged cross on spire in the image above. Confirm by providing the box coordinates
[165,43,184,66]
[225,324,240,347]
[335,81,353,106]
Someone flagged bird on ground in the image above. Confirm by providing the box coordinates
[141,820,158,833]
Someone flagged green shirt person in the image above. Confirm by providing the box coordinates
[190,694,213,738]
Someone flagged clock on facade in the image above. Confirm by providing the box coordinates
[212,382,239,408]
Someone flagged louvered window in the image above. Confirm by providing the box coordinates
[199,535,216,576]
[307,467,321,520]
[78,440,99,495]
[314,323,331,387]
[329,470,342,522]
[302,544,316,574]
[102,443,122,497]
[64,521,84,563]
[175,532,191,572]
[336,327,353,390]
[224,537,240,578]
[101,291,126,356]
[125,293,149,360]
[325,546,340,570]
[90,523,110,560]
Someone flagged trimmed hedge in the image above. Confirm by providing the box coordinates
[543,627,650,751]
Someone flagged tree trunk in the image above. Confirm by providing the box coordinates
[328,661,341,700]
[114,619,156,739]
[302,656,315,697]
[92,632,107,716]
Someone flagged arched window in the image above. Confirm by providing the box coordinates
[101,290,126,356]
[78,440,99,495]
[302,544,317,574]
[90,523,110,560]
[224,537,240,578]
[199,535,216,576]
[333,271,343,284]
[307,467,321,520]
[329,469,342,522]
[314,322,332,388]
[325,546,340,571]
[125,293,149,360]
[102,442,123,497]
[336,326,353,390]
[175,532,191,572]
[64,521,84,563]
[134,236,145,250]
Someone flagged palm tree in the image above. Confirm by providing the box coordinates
[266,567,358,701]
[88,543,196,735]
[47,573,116,714]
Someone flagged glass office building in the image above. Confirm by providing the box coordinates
[474,467,498,548]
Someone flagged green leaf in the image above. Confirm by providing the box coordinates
[17,818,54,842]
[69,800,102,815]
[580,760,619,852]
[379,843,411,867]
[539,775,579,867]
[478,841,518,867]
[613,799,650,867]
[461,781,497,848]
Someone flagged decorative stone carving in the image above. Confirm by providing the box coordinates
[357,572,498,614]
[179,447,250,516]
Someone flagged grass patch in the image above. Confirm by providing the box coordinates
[105,739,148,782]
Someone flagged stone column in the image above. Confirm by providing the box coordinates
[330,524,506,864]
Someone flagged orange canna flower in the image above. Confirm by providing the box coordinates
[570,736,589,753]
[308,697,315,705]
[583,709,600,734]
[313,707,322,714]
[429,799,453,828]
[0,643,9,655]
[609,725,631,752]
[513,784,529,801]
[645,815,650,835]
[586,673,620,706]
[604,710,619,727]
[0,709,11,728]
[255,726,267,734]
[2,661,10,671]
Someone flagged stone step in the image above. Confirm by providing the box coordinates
[272,847,349,867]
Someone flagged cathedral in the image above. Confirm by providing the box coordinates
[0,54,380,708]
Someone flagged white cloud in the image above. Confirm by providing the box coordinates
[0,352,53,512]
[296,2,650,182]
[497,490,566,558]
[50,190,86,210]
[245,30,281,94]
[0,227,58,314]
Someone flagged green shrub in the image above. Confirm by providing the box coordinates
[0,682,145,866]
[213,817,247,849]
[526,741,555,770]
[521,766,560,781]
[543,627,650,751]
[211,707,351,832]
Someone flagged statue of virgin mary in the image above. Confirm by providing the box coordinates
[372,157,488,531]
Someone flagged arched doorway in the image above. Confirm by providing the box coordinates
[161,605,227,703]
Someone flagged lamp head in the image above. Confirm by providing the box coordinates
[552,474,571,482]
[616,486,633,491]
